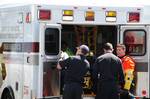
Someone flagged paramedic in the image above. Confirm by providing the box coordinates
[116,44,135,99]
[57,44,90,99]
[92,42,125,99]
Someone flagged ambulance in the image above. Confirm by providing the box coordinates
[0,4,149,99]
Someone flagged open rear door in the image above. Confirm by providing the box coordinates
[38,23,61,98]
[119,25,149,97]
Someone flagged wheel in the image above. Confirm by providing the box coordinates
[2,89,14,99]
[3,91,13,99]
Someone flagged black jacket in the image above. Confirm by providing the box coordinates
[92,52,125,85]
[59,55,90,84]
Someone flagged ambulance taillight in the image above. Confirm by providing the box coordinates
[38,10,51,20]
[128,12,140,22]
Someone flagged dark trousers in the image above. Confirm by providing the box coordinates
[63,83,83,99]
[119,89,131,99]
[120,93,131,99]
[60,70,65,94]
[95,81,119,99]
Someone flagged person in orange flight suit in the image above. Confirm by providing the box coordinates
[116,44,136,99]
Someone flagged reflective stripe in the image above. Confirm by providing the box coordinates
[135,62,148,72]
[3,42,39,53]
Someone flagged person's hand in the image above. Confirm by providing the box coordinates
[57,63,62,70]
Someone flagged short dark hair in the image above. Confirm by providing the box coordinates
[103,42,113,50]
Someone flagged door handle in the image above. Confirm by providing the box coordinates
[27,56,30,63]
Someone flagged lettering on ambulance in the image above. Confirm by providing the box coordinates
[23,86,29,95]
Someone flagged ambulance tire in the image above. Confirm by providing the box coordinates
[1,87,15,99]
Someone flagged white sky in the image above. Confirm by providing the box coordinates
[0,0,150,7]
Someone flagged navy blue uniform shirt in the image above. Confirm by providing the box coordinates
[59,55,90,84]
[92,52,125,85]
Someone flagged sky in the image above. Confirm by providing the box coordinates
[0,0,150,7]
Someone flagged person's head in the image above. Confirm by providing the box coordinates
[116,44,126,57]
[103,42,114,53]
[76,45,89,56]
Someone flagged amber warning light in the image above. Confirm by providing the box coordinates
[38,10,51,20]
[85,11,95,21]
[105,11,117,22]
[128,12,140,22]
[62,10,74,21]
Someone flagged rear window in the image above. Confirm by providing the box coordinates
[123,30,146,56]
[45,28,59,55]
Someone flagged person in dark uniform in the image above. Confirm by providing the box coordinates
[57,44,90,99]
[92,42,125,99]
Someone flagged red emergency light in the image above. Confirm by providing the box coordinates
[38,10,51,20]
[128,12,140,22]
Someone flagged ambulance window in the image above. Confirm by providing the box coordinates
[45,28,59,55]
[123,30,146,56]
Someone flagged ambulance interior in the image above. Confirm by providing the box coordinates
[61,25,117,95]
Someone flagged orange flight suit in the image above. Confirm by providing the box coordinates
[121,55,135,90]
[121,56,135,73]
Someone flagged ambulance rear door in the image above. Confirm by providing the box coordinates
[119,25,149,97]
[38,23,61,98]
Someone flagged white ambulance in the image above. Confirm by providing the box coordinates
[0,4,149,99]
